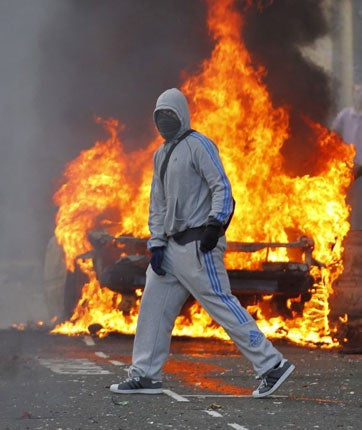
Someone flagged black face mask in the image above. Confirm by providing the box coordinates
[155,111,181,141]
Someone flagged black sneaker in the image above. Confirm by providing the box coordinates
[110,376,163,394]
[252,359,295,398]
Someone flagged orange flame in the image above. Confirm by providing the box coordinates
[52,0,354,347]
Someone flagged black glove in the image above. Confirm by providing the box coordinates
[150,247,166,276]
[200,224,221,253]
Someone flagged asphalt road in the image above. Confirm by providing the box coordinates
[0,328,360,430]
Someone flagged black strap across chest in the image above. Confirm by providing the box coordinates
[160,129,195,184]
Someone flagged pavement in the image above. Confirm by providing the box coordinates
[0,328,361,430]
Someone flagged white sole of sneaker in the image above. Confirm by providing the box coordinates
[110,385,163,395]
[252,363,295,398]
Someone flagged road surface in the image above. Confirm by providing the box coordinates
[0,328,360,430]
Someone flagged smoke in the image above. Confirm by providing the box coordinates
[0,0,333,326]
[37,1,211,149]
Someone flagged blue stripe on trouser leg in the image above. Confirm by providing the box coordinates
[202,247,283,375]
[203,251,249,324]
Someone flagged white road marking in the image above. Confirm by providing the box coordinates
[162,389,287,402]
[39,358,111,375]
[204,410,223,418]
[163,389,190,402]
[228,424,249,430]
[109,360,127,366]
[83,335,95,346]
[95,351,108,358]
[184,394,287,398]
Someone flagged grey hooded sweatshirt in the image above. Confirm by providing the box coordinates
[148,88,234,249]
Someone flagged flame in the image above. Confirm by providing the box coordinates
[52,0,354,348]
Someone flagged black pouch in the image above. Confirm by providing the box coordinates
[172,226,206,245]
[172,226,226,246]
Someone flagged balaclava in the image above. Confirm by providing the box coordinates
[155,110,181,141]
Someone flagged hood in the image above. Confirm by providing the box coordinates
[153,88,191,137]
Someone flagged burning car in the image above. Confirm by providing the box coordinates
[51,228,320,325]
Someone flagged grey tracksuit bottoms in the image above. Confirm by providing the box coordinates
[129,236,283,380]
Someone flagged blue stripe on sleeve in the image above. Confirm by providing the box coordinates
[193,132,233,224]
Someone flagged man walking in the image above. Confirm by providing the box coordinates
[110,88,295,398]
